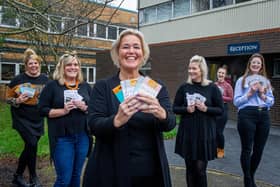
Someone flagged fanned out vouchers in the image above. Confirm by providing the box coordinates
[185,93,206,106]
[112,76,162,103]
[245,74,269,88]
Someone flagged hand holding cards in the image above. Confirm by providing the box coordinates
[64,90,83,104]
[113,76,162,103]
[19,83,36,98]
[245,74,268,88]
[186,93,206,106]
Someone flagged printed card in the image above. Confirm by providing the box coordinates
[186,93,196,106]
[136,76,162,98]
[64,90,83,103]
[112,85,124,103]
[121,78,139,98]
[194,93,206,103]
[20,86,36,98]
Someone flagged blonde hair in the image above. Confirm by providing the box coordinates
[241,53,268,88]
[110,29,150,68]
[23,48,42,72]
[187,55,211,86]
[53,51,83,85]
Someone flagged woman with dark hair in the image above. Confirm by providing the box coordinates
[215,66,233,158]
[39,51,91,187]
[6,48,49,187]
[234,53,274,187]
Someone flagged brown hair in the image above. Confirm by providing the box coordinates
[241,53,267,88]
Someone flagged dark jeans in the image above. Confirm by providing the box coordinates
[16,129,40,177]
[237,107,271,187]
[184,159,208,187]
[216,103,228,149]
[53,132,89,187]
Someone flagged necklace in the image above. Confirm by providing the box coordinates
[64,80,79,90]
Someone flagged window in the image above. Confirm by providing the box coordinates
[236,0,251,3]
[192,0,210,13]
[63,18,76,35]
[0,63,19,83]
[108,26,117,40]
[273,59,280,77]
[50,16,62,33]
[118,27,126,35]
[96,23,106,38]
[174,0,190,17]
[19,14,33,28]
[89,23,95,37]
[143,6,157,24]
[77,20,88,36]
[157,2,172,22]
[82,66,96,84]
[213,0,233,8]
[1,6,17,26]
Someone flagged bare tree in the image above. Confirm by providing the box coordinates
[0,0,128,74]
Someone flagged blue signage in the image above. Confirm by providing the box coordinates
[228,42,260,55]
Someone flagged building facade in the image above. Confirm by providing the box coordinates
[138,0,280,125]
[0,0,137,100]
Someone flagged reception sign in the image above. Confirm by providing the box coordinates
[228,42,260,55]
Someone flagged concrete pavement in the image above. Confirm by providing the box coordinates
[165,120,280,187]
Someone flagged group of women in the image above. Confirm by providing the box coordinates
[6,29,274,187]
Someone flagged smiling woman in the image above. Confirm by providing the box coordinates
[38,51,92,187]
[83,29,176,187]
[5,48,49,187]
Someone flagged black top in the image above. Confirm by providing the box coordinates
[38,80,91,157]
[6,73,49,136]
[83,73,176,187]
[173,82,224,161]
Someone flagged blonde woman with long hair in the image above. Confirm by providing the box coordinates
[39,51,92,187]
[173,55,224,187]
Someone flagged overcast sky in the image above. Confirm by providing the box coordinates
[110,0,137,11]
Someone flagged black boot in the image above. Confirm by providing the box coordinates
[12,174,30,187]
[30,175,42,187]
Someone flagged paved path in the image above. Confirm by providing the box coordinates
[165,120,280,187]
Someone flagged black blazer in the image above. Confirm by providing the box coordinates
[83,73,176,187]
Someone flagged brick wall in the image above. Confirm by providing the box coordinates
[149,29,280,125]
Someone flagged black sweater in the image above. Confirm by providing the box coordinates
[38,80,91,157]
[6,73,49,136]
[173,82,224,160]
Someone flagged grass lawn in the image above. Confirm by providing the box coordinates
[0,102,49,158]
[0,102,177,158]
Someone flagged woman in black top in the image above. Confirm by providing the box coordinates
[83,29,176,187]
[6,48,49,187]
[39,51,91,187]
[173,55,223,187]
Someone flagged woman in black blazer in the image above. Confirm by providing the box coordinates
[83,29,176,187]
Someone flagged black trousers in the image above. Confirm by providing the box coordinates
[237,107,271,187]
[216,103,228,149]
[16,129,40,177]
